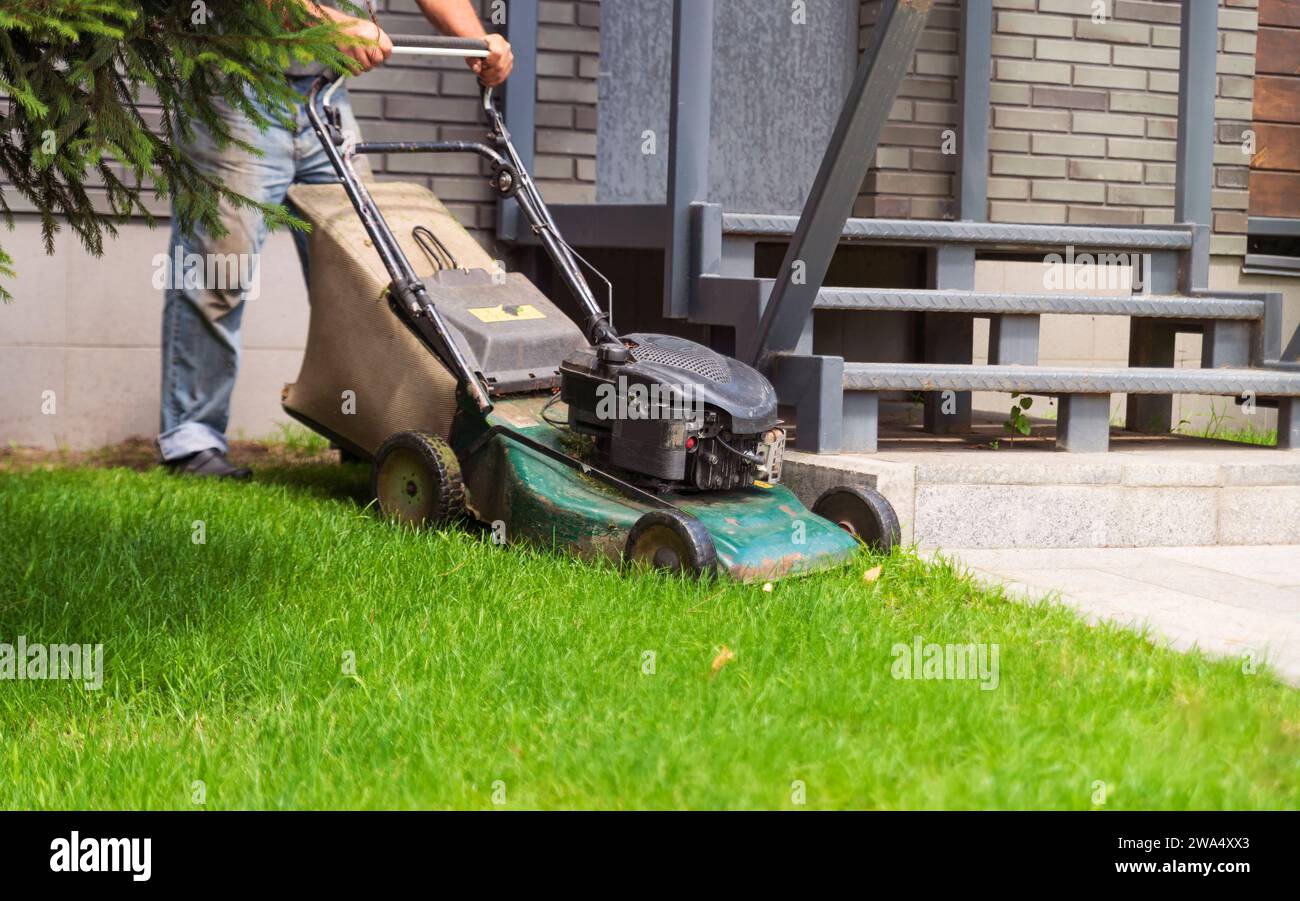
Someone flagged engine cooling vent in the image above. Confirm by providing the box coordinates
[632,341,732,383]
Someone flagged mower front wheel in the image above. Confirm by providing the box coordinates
[372,431,464,528]
[812,485,901,552]
[625,510,717,578]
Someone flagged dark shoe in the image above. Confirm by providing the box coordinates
[165,448,252,480]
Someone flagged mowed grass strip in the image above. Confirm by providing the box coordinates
[0,461,1297,810]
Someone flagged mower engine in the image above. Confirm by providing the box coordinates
[559,334,785,491]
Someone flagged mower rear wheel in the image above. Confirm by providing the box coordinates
[625,510,717,578]
[812,485,901,552]
[372,431,464,528]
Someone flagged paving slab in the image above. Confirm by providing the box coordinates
[937,545,1300,686]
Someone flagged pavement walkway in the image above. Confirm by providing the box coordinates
[939,545,1300,686]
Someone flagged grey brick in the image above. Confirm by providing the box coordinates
[536,129,596,155]
[910,149,958,173]
[538,78,598,105]
[1108,137,1177,161]
[914,101,958,125]
[1146,118,1178,140]
[1216,167,1250,189]
[1145,163,1177,185]
[991,154,1068,178]
[577,3,600,29]
[997,11,1074,37]
[1031,133,1107,157]
[1109,92,1179,116]
[533,155,575,180]
[538,25,600,54]
[539,1,577,25]
[1075,20,1152,45]
[1032,180,1107,203]
[1073,65,1147,90]
[995,59,1072,84]
[868,171,953,196]
[1072,111,1146,136]
[1036,38,1110,65]
[1152,26,1180,48]
[1113,46,1181,70]
[1030,86,1108,110]
[989,131,1031,153]
[994,107,1071,131]
[1216,98,1255,120]
[1113,1,1182,25]
[1069,159,1144,182]
[537,52,577,77]
[1105,184,1175,206]
[1223,31,1258,54]
[1213,189,1250,211]
[1215,211,1249,234]
[990,83,1031,104]
[992,35,1036,59]
[1068,205,1145,225]
[990,200,1068,224]
[915,51,959,77]
[988,177,1030,200]
[535,103,574,128]
[1147,70,1180,94]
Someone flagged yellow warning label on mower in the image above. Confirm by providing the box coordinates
[468,304,546,323]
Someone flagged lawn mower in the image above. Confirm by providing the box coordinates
[282,35,900,580]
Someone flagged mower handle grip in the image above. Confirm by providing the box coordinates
[389,34,490,58]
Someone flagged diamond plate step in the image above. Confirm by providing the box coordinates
[839,362,1300,395]
[812,287,1264,320]
[721,213,1193,250]
[771,357,1300,454]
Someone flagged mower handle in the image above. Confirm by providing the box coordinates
[389,34,490,58]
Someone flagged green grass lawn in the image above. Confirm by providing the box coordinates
[1,449,1297,810]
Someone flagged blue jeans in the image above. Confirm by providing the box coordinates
[158,78,362,461]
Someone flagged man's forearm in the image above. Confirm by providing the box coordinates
[414,0,489,38]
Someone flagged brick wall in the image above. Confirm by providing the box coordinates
[858,0,1258,256]
[858,0,962,221]
[532,0,602,202]
[351,0,600,252]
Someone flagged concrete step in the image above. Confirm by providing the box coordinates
[721,212,1194,251]
[780,440,1300,550]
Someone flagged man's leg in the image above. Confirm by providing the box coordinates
[290,80,365,274]
[159,99,296,471]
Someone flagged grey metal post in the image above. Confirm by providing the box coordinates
[956,0,991,222]
[1057,394,1112,453]
[923,245,974,434]
[747,0,933,366]
[663,0,714,319]
[1126,251,1179,433]
[1279,398,1300,450]
[496,0,539,243]
[1174,0,1217,289]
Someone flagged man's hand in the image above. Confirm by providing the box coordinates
[471,33,513,87]
[337,14,393,73]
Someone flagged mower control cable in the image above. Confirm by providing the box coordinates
[412,224,458,272]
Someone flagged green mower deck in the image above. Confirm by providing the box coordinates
[453,396,863,581]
